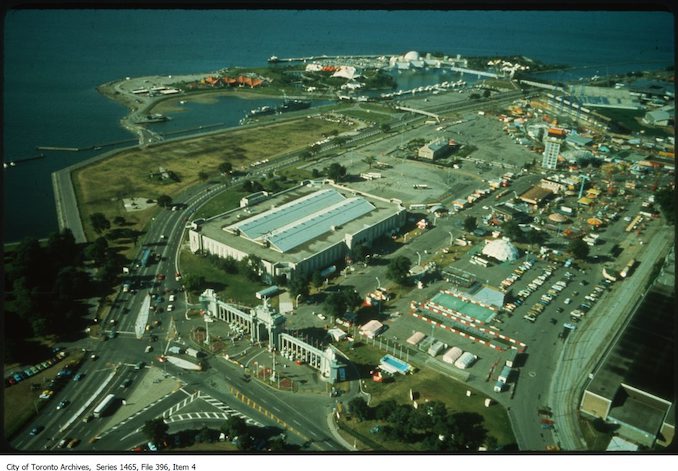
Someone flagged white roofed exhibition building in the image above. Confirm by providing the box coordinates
[481,238,520,262]
[189,182,406,282]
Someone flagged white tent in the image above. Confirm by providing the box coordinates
[482,239,519,262]
[442,347,463,364]
[327,328,347,342]
[454,352,478,369]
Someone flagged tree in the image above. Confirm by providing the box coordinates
[198,171,209,182]
[99,258,119,282]
[221,416,248,439]
[156,195,173,208]
[90,212,110,234]
[324,292,347,318]
[239,255,263,282]
[569,238,590,260]
[463,216,477,232]
[327,162,347,182]
[374,400,397,421]
[84,237,109,266]
[502,220,522,241]
[380,123,391,133]
[288,276,309,298]
[363,155,377,169]
[113,216,126,226]
[386,256,412,285]
[482,89,492,98]
[142,418,169,442]
[218,162,233,174]
[182,273,206,292]
[348,397,372,421]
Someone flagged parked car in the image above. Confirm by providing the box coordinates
[67,438,80,449]
[29,426,44,436]
[56,400,70,410]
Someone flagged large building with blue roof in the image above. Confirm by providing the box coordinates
[189,182,406,282]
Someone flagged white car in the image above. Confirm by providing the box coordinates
[564,298,572,305]
[168,295,175,302]
[166,304,174,312]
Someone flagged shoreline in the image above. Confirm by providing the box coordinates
[96,73,293,144]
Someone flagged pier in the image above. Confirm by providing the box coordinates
[269,54,385,63]
[448,66,499,78]
[3,153,46,169]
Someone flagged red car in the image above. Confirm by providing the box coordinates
[156,274,166,281]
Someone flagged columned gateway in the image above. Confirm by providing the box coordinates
[199,289,346,383]
[199,289,285,349]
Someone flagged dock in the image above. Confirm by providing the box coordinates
[269,54,385,63]
[3,153,46,169]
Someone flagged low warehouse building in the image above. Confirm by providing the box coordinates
[189,182,406,282]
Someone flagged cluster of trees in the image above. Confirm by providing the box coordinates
[310,163,348,182]
[323,288,362,317]
[568,238,590,260]
[502,220,547,245]
[198,254,263,290]
[348,398,492,451]
[142,416,290,452]
[4,230,91,361]
[360,69,397,90]
[386,256,412,286]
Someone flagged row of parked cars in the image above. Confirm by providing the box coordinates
[5,350,67,387]
[500,260,535,290]
[523,272,576,322]
[569,283,608,322]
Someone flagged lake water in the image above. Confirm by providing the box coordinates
[3,9,674,241]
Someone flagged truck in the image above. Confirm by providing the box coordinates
[93,393,116,418]
[255,285,280,300]
[140,248,152,268]
[185,348,202,359]
[168,346,184,355]
[498,366,512,384]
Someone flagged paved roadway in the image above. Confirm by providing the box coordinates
[548,224,674,450]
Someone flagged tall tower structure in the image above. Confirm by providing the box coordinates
[542,128,565,170]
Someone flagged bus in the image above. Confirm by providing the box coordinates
[93,393,116,418]
[140,248,152,268]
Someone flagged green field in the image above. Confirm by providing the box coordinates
[192,186,248,220]
[337,343,515,451]
[179,250,266,305]
[73,116,356,250]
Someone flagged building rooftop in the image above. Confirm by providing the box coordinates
[586,284,675,404]
[519,186,553,204]
[200,183,403,266]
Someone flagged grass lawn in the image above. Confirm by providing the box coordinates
[73,116,356,246]
[338,343,515,451]
[595,108,671,138]
[179,250,266,306]
[192,185,248,220]
[337,108,395,125]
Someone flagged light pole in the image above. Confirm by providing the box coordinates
[375,277,381,290]
[295,294,302,309]
[416,251,422,267]
[448,231,454,247]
